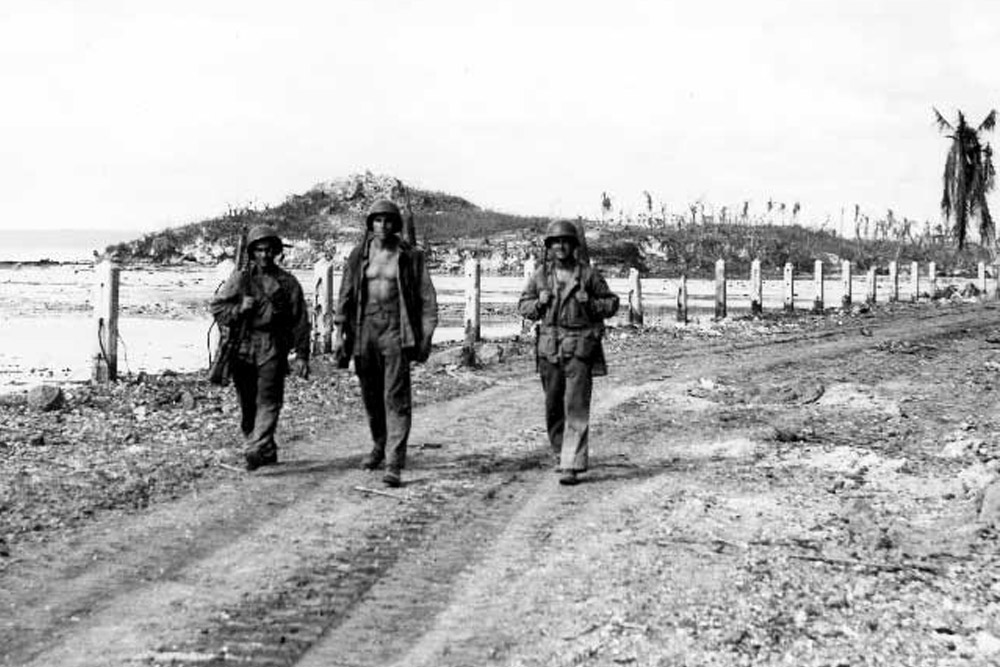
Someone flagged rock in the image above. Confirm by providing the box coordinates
[974,631,1000,656]
[27,385,64,411]
[477,344,504,366]
[978,481,1000,526]
[939,437,980,459]
[28,433,45,446]
[180,391,196,410]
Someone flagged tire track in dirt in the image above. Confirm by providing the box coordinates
[7,302,1000,666]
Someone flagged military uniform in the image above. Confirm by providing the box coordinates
[334,199,438,487]
[518,220,619,484]
[210,225,310,469]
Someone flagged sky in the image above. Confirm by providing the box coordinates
[2,0,999,234]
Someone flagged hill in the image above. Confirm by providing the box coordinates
[105,171,994,279]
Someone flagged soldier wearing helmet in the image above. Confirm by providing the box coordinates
[333,198,438,488]
[210,224,311,470]
[518,219,619,486]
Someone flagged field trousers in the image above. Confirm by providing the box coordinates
[232,337,285,460]
[354,307,412,473]
[539,356,593,472]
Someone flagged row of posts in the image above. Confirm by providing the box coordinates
[90,257,997,381]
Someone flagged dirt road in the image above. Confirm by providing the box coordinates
[4,301,1000,666]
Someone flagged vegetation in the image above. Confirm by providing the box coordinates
[103,172,996,279]
[933,107,997,249]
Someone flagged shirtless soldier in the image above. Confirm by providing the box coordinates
[333,199,438,487]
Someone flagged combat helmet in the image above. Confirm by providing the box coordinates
[365,199,403,233]
[544,219,580,247]
[246,224,283,250]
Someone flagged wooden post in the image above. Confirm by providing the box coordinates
[676,275,688,324]
[813,260,824,313]
[994,264,1000,300]
[92,260,120,382]
[866,267,877,305]
[979,262,987,295]
[750,259,762,316]
[929,261,937,296]
[523,257,536,281]
[888,261,898,303]
[463,258,481,345]
[783,262,794,313]
[628,268,643,326]
[841,260,852,309]
[714,259,726,320]
[311,260,335,354]
[911,261,920,301]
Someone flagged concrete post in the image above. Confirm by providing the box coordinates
[783,262,795,313]
[312,260,335,354]
[813,260,824,313]
[888,261,898,303]
[92,260,120,382]
[676,275,688,324]
[841,260,852,309]
[464,258,481,345]
[714,259,726,320]
[750,259,762,316]
[929,261,937,297]
[628,268,644,326]
[866,267,877,305]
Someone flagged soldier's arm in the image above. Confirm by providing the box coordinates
[209,271,245,325]
[587,271,620,320]
[416,251,438,340]
[517,269,549,321]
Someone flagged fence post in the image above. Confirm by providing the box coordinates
[312,260,335,354]
[783,262,795,313]
[750,259,762,316]
[714,259,726,320]
[92,260,120,382]
[813,260,824,313]
[866,267,877,305]
[911,261,920,301]
[676,275,688,324]
[464,258,481,345]
[929,261,937,297]
[628,268,644,326]
[979,262,987,296]
[888,261,898,303]
[994,263,1000,300]
[841,260,852,309]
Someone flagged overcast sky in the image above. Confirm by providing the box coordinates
[2,0,998,232]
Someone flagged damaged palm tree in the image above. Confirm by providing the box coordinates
[934,107,997,249]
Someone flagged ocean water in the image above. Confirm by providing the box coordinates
[0,228,142,263]
[1,230,981,394]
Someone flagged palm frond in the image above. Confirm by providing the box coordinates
[980,110,997,133]
[933,107,954,133]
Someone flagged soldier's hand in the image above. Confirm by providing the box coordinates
[575,290,589,304]
[538,290,553,305]
[239,296,255,313]
[292,356,310,379]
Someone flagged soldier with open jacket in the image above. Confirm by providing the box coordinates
[518,220,619,485]
[333,199,438,488]
[210,225,311,471]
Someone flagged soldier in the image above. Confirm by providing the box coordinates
[210,225,311,470]
[333,199,438,488]
[518,220,619,485]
